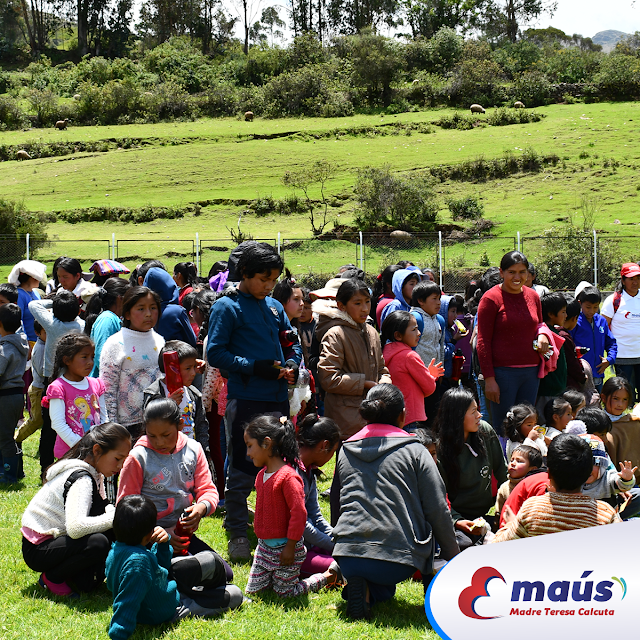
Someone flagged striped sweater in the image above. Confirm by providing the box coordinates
[492,492,620,543]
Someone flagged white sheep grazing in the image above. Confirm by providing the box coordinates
[390,230,412,239]
[17,150,31,160]
[470,104,486,114]
[73,94,81,100]
[514,101,525,109]
[244,111,254,122]
[54,118,69,130]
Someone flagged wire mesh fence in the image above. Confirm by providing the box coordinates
[2,231,640,293]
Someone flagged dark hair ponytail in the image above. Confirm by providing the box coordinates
[143,397,181,428]
[359,384,405,426]
[58,422,131,466]
[245,415,300,469]
[297,414,341,449]
[84,278,129,335]
[174,262,198,287]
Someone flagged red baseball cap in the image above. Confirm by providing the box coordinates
[620,262,640,278]
[621,263,640,278]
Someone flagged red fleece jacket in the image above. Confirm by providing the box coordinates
[383,341,437,424]
[476,285,543,379]
[253,464,307,541]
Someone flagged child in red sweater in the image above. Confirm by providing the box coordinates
[244,415,339,597]
[381,311,444,432]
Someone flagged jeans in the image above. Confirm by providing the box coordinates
[224,398,289,538]
[336,557,420,604]
[490,366,539,436]
[615,363,640,403]
[472,371,491,424]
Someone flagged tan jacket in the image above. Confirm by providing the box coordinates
[605,413,640,485]
[316,301,391,439]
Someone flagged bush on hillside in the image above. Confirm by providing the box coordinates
[447,195,484,220]
[449,58,507,107]
[533,226,622,290]
[0,95,28,130]
[511,71,552,107]
[592,54,640,99]
[354,165,439,232]
[0,199,48,257]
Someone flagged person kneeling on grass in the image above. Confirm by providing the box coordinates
[492,433,621,542]
[333,384,459,620]
[107,495,244,640]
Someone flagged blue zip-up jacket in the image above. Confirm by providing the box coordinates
[570,312,617,380]
[206,289,302,402]
[379,269,421,326]
[143,268,197,348]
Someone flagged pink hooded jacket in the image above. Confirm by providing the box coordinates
[383,341,437,425]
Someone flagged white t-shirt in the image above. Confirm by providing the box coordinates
[601,290,640,359]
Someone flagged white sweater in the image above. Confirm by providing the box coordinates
[99,327,165,427]
[21,460,114,539]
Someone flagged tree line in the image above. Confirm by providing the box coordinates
[2,0,587,59]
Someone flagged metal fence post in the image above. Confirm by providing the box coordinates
[26,233,30,260]
[277,232,281,255]
[593,229,598,287]
[438,231,443,290]
[195,232,200,274]
[111,233,115,260]
[359,231,364,271]
[517,231,521,253]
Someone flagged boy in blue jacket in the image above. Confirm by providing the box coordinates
[107,496,242,640]
[206,242,301,561]
[571,286,617,391]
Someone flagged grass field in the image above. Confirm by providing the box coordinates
[0,437,436,640]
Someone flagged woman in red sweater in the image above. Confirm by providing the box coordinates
[381,311,444,431]
[243,415,339,597]
[476,251,550,435]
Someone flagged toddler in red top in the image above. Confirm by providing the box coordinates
[244,415,339,597]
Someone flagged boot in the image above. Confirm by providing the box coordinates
[0,454,23,483]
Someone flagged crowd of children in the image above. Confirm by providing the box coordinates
[2,250,640,635]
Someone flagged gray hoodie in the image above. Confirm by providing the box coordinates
[0,332,29,390]
[333,424,459,573]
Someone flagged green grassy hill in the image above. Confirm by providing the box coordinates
[2,102,640,281]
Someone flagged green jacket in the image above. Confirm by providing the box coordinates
[438,421,508,523]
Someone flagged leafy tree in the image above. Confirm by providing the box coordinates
[282,160,336,235]
[260,5,284,45]
[326,0,400,34]
[502,0,557,43]
[404,0,491,39]
[615,31,640,57]
[17,0,61,54]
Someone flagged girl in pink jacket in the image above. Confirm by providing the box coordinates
[382,311,444,432]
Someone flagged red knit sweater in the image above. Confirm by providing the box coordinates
[476,285,543,379]
[253,464,307,541]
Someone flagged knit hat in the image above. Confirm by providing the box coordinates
[565,420,587,435]
[579,434,609,469]
[7,260,47,286]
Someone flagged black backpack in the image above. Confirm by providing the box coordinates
[62,469,109,517]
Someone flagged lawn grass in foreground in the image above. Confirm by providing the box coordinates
[0,435,439,640]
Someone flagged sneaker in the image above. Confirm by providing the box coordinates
[345,576,370,619]
[326,560,346,589]
[227,536,251,562]
[39,574,77,597]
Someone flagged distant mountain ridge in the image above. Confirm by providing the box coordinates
[592,29,628,52]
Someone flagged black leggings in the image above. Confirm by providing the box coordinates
[22,531,112,591]
[188,534,234,583]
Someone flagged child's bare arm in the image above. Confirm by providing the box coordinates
[280,539,297,566]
